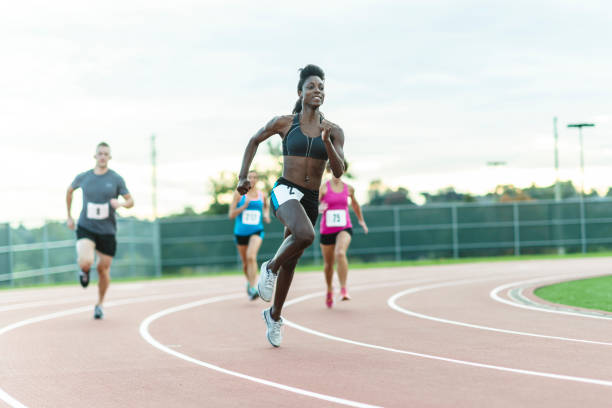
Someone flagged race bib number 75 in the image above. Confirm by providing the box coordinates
[326,209,347,227]
[87,202,110,220]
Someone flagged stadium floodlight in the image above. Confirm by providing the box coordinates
[567,123,595,197]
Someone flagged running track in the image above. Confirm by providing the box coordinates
[1,258,611,407]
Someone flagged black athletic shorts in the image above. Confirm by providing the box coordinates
[320,228,353,246]
[270,177,319,226]
[235,230,264,246]
[76,225,117,257]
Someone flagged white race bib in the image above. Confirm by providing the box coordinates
[242,210,261,225]
[87,202,110,220]
[326,209,347,227]
[272,184,304,207]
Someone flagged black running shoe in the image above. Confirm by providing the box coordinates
[79,270,90,288]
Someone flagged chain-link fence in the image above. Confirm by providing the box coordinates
[160,197,612,272]
[2,198,611,286]
[0,219,160,288]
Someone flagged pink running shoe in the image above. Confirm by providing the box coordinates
[340,287,351,301]
[326,291,334,308]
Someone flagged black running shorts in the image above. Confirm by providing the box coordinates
[320,228,353,245]
[76,225,117,257]
[270,177,319,226]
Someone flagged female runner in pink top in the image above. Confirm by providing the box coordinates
[319,161,368,308]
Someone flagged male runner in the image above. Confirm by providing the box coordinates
[66,142,134,319]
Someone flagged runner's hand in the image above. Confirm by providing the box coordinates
[110,199,121,209]
[359,220,369,234]
[237,178,251,195]
[67,217,75,230]
[320,125,332,143]
[318,202,328,214]
[264,215,271,224]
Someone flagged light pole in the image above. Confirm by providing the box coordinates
[553,117,561,201]
[567,123,595,197]
[567,122,594,254]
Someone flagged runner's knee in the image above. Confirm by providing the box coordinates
[78,258,93,271]
[334,250,347,261]
[246,252,257,264]
[293,228,314,249]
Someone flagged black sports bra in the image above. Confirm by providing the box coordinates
[282,114,328,160]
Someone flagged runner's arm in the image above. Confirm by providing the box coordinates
[111,194,134,209]
[318,183,328,213]
[121,194,134,208]
[324,125,345,178]
[66,185,76,230]
[228,192,249,219]
[349,185,368,233]
[237,116,290,195]
[263,194,271,223]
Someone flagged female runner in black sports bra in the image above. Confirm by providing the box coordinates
[236,64,345,347]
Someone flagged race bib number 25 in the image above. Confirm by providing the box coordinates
[87,202,110,220]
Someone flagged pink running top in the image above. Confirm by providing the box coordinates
[320,181,352,234]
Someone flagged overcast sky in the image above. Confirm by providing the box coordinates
[2,0,611,224]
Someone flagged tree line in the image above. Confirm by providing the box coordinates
[167,140,612,217]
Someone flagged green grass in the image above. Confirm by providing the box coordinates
[534,275,612,313]
[3,251,612,291]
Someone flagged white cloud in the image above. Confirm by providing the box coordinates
[2,1,612,223]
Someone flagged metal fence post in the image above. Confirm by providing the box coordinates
[129,218,136,277]
[313,232,321,265]
[393,207,401,261]
[451,205,459,259]
[553,201,565,255]
[579,198,587,254]
[513,203,520,256]
[153,219,162,278]
[43,221,50,284]
[8,224,14,287]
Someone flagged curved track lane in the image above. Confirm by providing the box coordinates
[1,258,611,407]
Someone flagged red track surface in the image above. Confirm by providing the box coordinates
[1,258,611,407]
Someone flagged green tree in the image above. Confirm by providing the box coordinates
[205,140,283,215]
[421,186,475,204]
[522,181,579,200]
[166,206,201,218]
[366,179,413,206]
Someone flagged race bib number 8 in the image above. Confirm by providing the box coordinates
[326,209,347,227]
[272,184,304,207]
[87,202,110,220]
[242,210,261,225]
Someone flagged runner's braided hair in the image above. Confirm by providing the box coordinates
[293,64,325,114]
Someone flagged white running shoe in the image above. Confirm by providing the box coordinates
[257,260,276,302]
[262,308,283,347]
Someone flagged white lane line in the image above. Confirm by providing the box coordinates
[139,296,382,408]
[387,278,612,346]
[281,280,612,388]
[0,390,27,408]
[490,276,612,320]
[513,286,612,319]
[0,289,215,408]
[0,297,103,313]
[282,318,612,387]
